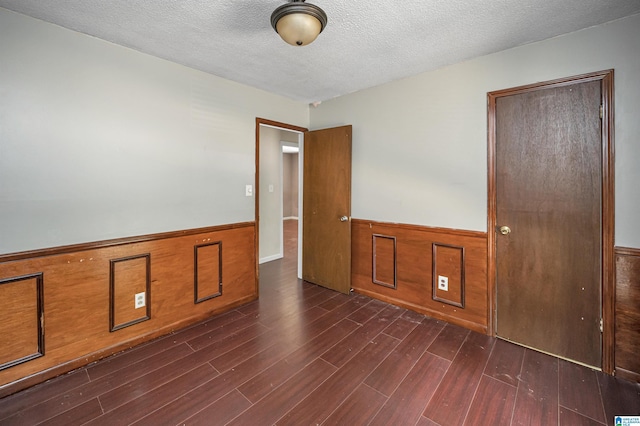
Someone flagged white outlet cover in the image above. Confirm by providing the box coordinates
[135,292,146,309]
[438,275,449,291]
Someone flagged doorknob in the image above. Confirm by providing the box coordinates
[340,216,349,222]
[499,225,511,235]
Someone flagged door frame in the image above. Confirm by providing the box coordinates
[255,118,308,290]
[486,70,615,373]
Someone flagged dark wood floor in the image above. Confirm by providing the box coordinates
[1,219,639,425]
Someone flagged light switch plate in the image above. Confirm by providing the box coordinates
[245,185,253,197]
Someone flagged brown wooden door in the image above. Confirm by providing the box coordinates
[495,81,602,367]
[303,125,352,294]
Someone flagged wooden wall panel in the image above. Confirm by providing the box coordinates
[0,274,44,370]
[0,223,256,396]
[432,243,465,308]
[614,247,640,382]
[373,234,396,289]
[352,219,487,333]
[110,254,151,331]
[195,242,223,303]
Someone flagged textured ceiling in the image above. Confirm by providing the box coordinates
[1,1,639,103]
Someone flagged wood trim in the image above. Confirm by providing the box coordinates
[355,287,486,334]
[255,117,309,296]
[352,218,486,239]
[487,69,615,373]
[432,243,465,308]
[0,222,255,263]
[615,368,640,383]
[487,87,497,338]
[601,70,615,375]
[194,241,223,304]
[372,234,397,289]
[615,246,640,257]
[109,254,151,332]
[256,118,308,134]
[0,273,44,371]
[487,69,615,97]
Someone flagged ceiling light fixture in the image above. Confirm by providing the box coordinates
[271,0,328,46]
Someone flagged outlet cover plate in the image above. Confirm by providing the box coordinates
[438,275,449,291]
[134,292,146,309]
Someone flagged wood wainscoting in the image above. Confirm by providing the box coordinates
[0,222,257,397]
[615,247,640,382]
[352,219,488,334]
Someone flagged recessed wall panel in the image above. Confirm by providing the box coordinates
[372,234,396,289]
[195,242,223,303]
[110,254,151,332]
[432,243,465,308]
[0,274,44,370]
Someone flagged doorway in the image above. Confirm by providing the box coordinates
[256,119,306,280]
[256,120,353,295]
[487,70,615,371]
[282,142,300,267]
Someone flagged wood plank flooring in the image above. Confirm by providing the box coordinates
[1,219,639,425]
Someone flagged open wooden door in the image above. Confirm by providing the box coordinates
[303,125,352,294]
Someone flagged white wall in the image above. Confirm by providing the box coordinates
[280,130,300,219]
[0,9,309,254]
[310,14,640,248]
[283,153,299,219]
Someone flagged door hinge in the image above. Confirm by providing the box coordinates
[599,104,603,119]
[599,318,603,333]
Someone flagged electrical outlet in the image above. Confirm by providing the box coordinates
[134,292,146,309]
[438,275,449,291]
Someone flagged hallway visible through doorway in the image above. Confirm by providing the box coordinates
[283,219,298,262]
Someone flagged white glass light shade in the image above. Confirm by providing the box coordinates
[271,1,328,47]
[276,13,322,46]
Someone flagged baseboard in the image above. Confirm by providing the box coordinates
[259,253,283,264]
[615,367,640,383]
[353,287,487,334]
